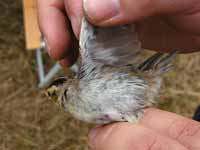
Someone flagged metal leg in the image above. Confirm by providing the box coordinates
[36,46,62,88]
[36,48,45,83]
[36,45,78,88]
[38,63,62,88]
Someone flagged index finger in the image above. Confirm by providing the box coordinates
[37,0,74,61]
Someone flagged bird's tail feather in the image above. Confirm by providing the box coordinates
[137,50,178,75]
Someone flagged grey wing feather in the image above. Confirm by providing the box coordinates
[79,18,142,79]
[79,18,142,66]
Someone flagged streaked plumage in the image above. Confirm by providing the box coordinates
[46,18,177,124]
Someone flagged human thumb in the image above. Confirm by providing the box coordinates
[83,0,198,27]
[83,0,156,26]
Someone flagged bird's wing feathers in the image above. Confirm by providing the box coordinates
[79,18,142,66]
[79,18,142,79]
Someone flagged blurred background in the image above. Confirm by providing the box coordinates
[1,0,200,150]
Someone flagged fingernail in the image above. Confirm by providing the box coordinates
[83,0,120,22]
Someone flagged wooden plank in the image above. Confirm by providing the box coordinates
[23,0,41,50]
[23,0,36,8]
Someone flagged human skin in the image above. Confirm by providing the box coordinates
[37,0,200,66]
[88,108,200,150]
[37,0,200,149]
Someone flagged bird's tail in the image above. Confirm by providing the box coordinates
[137,50,178,75]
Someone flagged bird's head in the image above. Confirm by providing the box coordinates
[45,77,68,104]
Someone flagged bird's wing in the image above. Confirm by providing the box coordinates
[79,18,142,79]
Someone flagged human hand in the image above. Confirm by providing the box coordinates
[37,0,200,67]
[88,108,200,150]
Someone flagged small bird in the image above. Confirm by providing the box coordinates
[46,18,177,124]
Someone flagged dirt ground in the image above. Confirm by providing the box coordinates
[0,0,200,150]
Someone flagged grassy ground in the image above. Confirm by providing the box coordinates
[0,0,200,150]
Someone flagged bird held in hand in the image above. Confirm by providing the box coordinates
[46,18,177,124]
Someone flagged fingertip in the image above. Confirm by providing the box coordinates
[59,45,79,67]
[59,58,70,68]
[43,35,69,61]
[37,2,72,60]
[44,35,71,61]
[44,14,72,60]
[59,55,78,67]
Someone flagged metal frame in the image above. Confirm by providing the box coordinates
[36,41,78,88]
